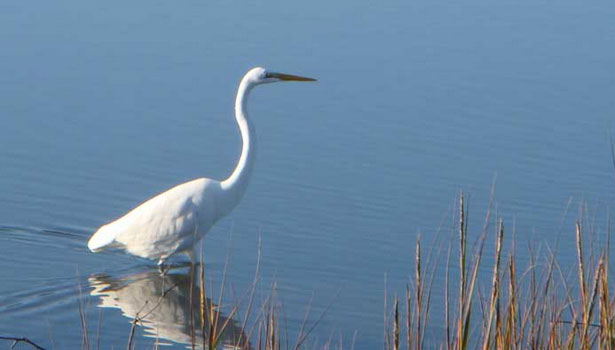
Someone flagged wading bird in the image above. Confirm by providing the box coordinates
[87,67,316,265]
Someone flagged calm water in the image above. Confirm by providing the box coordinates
[2,0,615,348]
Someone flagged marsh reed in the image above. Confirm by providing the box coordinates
[95,192,615,350]
[14,193,614,350]
[385,193,615,350]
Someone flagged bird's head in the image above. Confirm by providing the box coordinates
[246,67,316,85]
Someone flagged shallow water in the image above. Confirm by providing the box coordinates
[2,0,615,348]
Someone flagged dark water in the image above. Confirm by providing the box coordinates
[2,0,615,348]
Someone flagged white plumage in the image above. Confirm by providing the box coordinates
[87,67,315,265]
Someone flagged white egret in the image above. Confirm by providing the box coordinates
[87,67,316,265]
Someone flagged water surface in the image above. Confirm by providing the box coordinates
[2,0,615,348]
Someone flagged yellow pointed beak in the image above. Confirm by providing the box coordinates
[269,72,317,82]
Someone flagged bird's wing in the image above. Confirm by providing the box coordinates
[110,179,213,258]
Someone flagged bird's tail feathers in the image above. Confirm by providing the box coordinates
[88,225,117,252]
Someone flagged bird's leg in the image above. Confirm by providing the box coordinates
[157,259,169,275]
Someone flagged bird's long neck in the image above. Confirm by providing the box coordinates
[220,79,257,213]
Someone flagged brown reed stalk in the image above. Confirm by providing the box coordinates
[445,229,453,350]
[384,199,615,350]
[460,206,489,350]
[580,258,603,350]
[188,264,195,349]
[266,299,279,350]
[295,289,338,350]
[600,219,614,350]
[393,295,399,350]
[504,255,517,350]
[481,219,504,350]
[495,286,502,350]
[415,235,422,350]
[576,222,587,323]
[547,293,560,350]
[385,273,389,350]
[197,251,241,350]
[576,221,592,350]
[537,247,558,350]
[457,193,466,350]
[406,285,412,350]
[256,320,262,350]
[199,248,207,349]
[76,282,89,350]
[236,236,262,350]
[599,253,613,350]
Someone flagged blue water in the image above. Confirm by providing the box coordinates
[2,0,615,348]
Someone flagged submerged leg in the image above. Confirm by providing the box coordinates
[157,258,168,275]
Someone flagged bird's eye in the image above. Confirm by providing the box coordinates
[264,72,272,79]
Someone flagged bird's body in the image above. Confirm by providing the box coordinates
[89,178,222,263]
[87,67,315,265]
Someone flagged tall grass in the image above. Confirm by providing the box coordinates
[117,239,335,350]
[11,193,615,350]
[107,192,615,350]
[386,193,615,350]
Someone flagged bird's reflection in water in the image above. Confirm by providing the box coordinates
[89,266,250,350]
